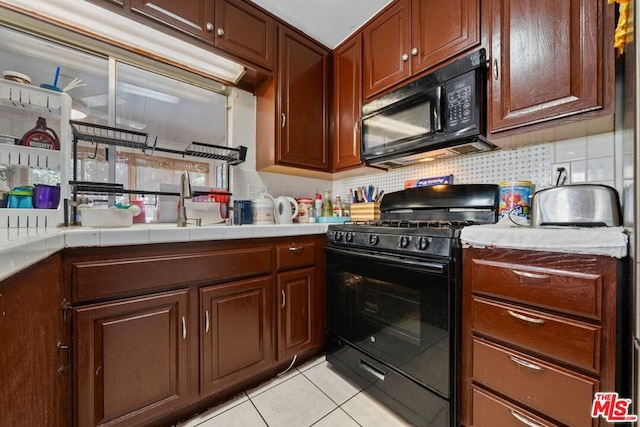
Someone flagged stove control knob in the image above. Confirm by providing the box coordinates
[345,232,354,243]
[398,235,411,248]
[335,231,344,241]
[369,234,379,245]
[415,236,429,250]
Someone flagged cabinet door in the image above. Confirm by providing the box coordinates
[410,0,479,75]
[489,0,603,132]
[332,34,363,171]
[278,27,330,170]
[0,254,71,427]
[131,0,214,42]
[214,0,275,70]
[277,267,315,361]
[200,277,274,396]
[74,289,189,427]
[362,0,411,99]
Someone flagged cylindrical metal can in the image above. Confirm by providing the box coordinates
[499,181,533,219]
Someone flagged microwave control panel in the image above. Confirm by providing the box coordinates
[446,73,475,131]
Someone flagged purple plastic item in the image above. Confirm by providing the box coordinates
[32,184,61,209]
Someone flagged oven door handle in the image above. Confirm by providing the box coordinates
[325,246,447,274]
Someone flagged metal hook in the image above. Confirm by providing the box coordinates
[87,142,99,160]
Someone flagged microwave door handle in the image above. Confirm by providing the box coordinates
[434,86,443,132]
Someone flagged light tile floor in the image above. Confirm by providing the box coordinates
[178,355,412,427]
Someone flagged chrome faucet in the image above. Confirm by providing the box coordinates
[177,170,192,227]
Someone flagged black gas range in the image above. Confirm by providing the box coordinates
[325,184,499,426]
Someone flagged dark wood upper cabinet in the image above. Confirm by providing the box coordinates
[74,289,190,427]
[131,0,215,42]
[214,0,275,70]
[410,0,479,75]
[332,34,363,171]
[257,26,330,172]
[278,27,330,170]
[200,277,275,397]
[362,0,411,99]
[363,0,480,99]
[489,0,611,133]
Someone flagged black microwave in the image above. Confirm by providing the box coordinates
[360,49,495,169]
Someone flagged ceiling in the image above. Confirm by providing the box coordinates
[249,0,393,49]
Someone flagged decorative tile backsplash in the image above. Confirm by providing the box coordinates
[335,132,619,202]
[335,144,554,200]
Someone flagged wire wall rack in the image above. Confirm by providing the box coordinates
[69,120,151,151]
[69,121,247,164]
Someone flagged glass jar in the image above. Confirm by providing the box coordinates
[321,190,333,217]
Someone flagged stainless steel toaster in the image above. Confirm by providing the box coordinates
[530,184,622,227]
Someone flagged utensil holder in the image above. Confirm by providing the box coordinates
[350,202,380,221]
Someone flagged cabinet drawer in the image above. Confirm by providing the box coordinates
[470,258,602,320]
[72,247,273,302]
[473,338,598,427]
[472,297,601,372]
[276,242,315,271]
[472,386,560,427]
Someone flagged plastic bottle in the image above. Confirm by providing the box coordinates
[333,196,344,217]
[314,193,323,218]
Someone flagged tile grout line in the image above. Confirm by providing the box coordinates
[299,367,365,427]
[247,395,271,427]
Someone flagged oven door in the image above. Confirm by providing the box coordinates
[325,246,455,398]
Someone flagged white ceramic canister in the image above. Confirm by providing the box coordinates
[252,193,275,224]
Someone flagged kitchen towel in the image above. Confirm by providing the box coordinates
[460,216,629,258]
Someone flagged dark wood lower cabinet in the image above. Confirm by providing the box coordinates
[64,235,326,427]
[0,254,71,427]
[74,289,190,427]
[277,267,315,361]
[200,276,274,396]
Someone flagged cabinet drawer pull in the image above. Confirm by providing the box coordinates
[288,246,303,254]
[206,22,214,32]
[507,310,545,324]
[512,270,550,280]
[493,58,499,80]
[508,409,544,427]
[509,355,544,371]
[281,290,286,309]
[205,310,210,334]
[411,47,418,56]
[281,113,286,128]
[401,53,409,61]
[182,316,187,340]
[216,28,225,37]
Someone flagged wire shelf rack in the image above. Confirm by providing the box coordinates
[69,120,151,151]
[154,142,247,164]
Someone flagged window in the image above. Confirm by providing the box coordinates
[1,25,229,208]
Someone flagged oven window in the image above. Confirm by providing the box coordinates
[327,251,451,396]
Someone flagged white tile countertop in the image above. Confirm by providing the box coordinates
[460,216,629,258]
[0,223,330,282]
